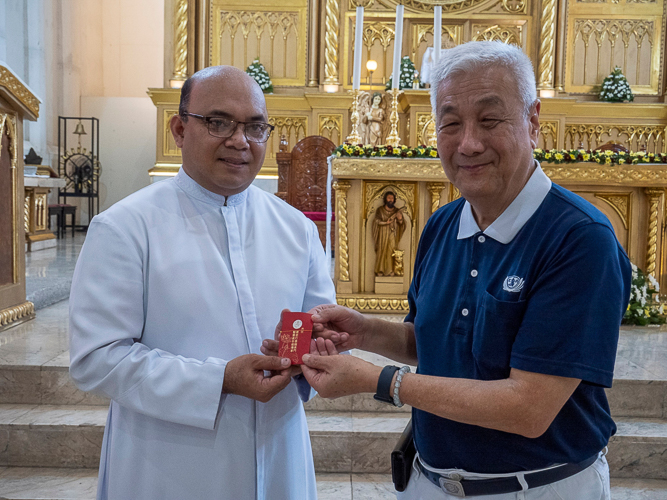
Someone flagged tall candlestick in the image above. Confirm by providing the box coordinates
[391,5,404,90]
[433,6,442,64]
[352,6,364,90]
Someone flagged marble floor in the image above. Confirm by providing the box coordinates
[25,234,86,311]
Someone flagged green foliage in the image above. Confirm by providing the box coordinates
[599,67,634,103]
[385,56,425,90]
[623,264,666,326]
[246,59,273,93]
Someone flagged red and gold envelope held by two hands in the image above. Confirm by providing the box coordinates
[278,312,312,365]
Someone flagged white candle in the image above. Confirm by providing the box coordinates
[352,6,364,90]
[433,6,442,64]
[391,5,404,90]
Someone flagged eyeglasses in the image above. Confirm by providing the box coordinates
[182,113,274,143]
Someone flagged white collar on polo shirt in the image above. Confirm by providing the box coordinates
[457,161,552,244]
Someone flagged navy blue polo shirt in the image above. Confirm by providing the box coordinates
[405,165,631,473]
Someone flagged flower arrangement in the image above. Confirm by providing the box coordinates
[246,59,273,93]
[333,144,667,165]
[335,143,439,158]
[623,264,665,326]
[599,67,634,103]
[385,56,425,90]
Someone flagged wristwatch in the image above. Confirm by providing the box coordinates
[374,365,400,404]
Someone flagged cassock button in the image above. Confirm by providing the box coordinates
[461,308,469,316]
[471,269,478,277]
[478,235,486,243]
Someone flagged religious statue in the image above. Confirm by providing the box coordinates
[359,92,388,146]
[372,191,406,276]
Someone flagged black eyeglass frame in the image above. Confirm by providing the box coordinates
[181,112,275,143]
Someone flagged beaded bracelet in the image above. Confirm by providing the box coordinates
[392,366,411,407]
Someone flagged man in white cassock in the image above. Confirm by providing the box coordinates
[69,66,335,500]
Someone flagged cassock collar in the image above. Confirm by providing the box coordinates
[174,167,249,207]
[457,161,552,244]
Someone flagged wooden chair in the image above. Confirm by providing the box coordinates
[276,136,335,249]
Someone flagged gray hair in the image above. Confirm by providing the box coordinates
[429,41,537,117]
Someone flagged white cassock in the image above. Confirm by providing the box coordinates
[69,168,336,500]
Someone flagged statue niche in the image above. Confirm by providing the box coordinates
[372,190,405,277]
[358,92,389,146]
[366,187,412,295]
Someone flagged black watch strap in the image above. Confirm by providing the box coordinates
[374,365,400,405]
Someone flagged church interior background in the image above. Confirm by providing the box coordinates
[0,0,666,497]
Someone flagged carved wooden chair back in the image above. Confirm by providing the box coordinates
[286,135,335,212]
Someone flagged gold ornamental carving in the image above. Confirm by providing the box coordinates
[319,114,343,142]
[334,180,352,282]
[412,25,461,60]
[571,19,656,89]
[401,0,491,13]
[163,110,181,157]
[427,182,446,214]
[324,0,341,84]
[0,65,40,119]
[472,24,522,46]
[1,113,19,284]
[172,0,188,81]
[416,113,437,147]
[537,0,556,90]
[449,184,462,202]
[501,0,526,13]
[24,191,31,233]
[564,124,665,153]
[644,188,663,276]
[332,158,446,181]
[539,121,559,150]
[541,164,667,186]
[337,295,410,312]
[595,193,631,228]
[364,183,416,220]
[385,88,403,147]
[0,302,35,330]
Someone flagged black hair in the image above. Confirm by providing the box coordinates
[383,191,396,204]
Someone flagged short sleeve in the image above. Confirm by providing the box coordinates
[510,222,631,387]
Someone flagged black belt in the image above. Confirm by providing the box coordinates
[416,453,599,497]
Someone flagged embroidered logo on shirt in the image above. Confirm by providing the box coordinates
[503,276,524,293]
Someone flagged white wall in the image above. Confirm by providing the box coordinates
[1,0,164,222]
[81,97,155,216]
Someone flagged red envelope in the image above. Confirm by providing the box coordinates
[278,312,313,365]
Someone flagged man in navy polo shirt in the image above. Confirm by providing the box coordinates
[298,40,631,499]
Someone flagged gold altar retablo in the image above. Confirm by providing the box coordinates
[332,157,667,312]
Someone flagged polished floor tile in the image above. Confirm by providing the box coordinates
[25,234,86,310]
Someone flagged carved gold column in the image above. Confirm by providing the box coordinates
[645,188,664,277]
[323,0,340,85]
[308,0,320,86]
[334,180,351,282]
[537,0,556,91]
[171,0,188,84]
[427,182,446,214]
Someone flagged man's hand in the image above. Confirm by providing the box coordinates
[301,352,381,399]
[222,354,293,403]
[310,304,367,351]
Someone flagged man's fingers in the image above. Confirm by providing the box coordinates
[262,339,280,352]
[325,339,339,356]
[310,304,347,323]
[252,354,291,371]
[302,353,328,369]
